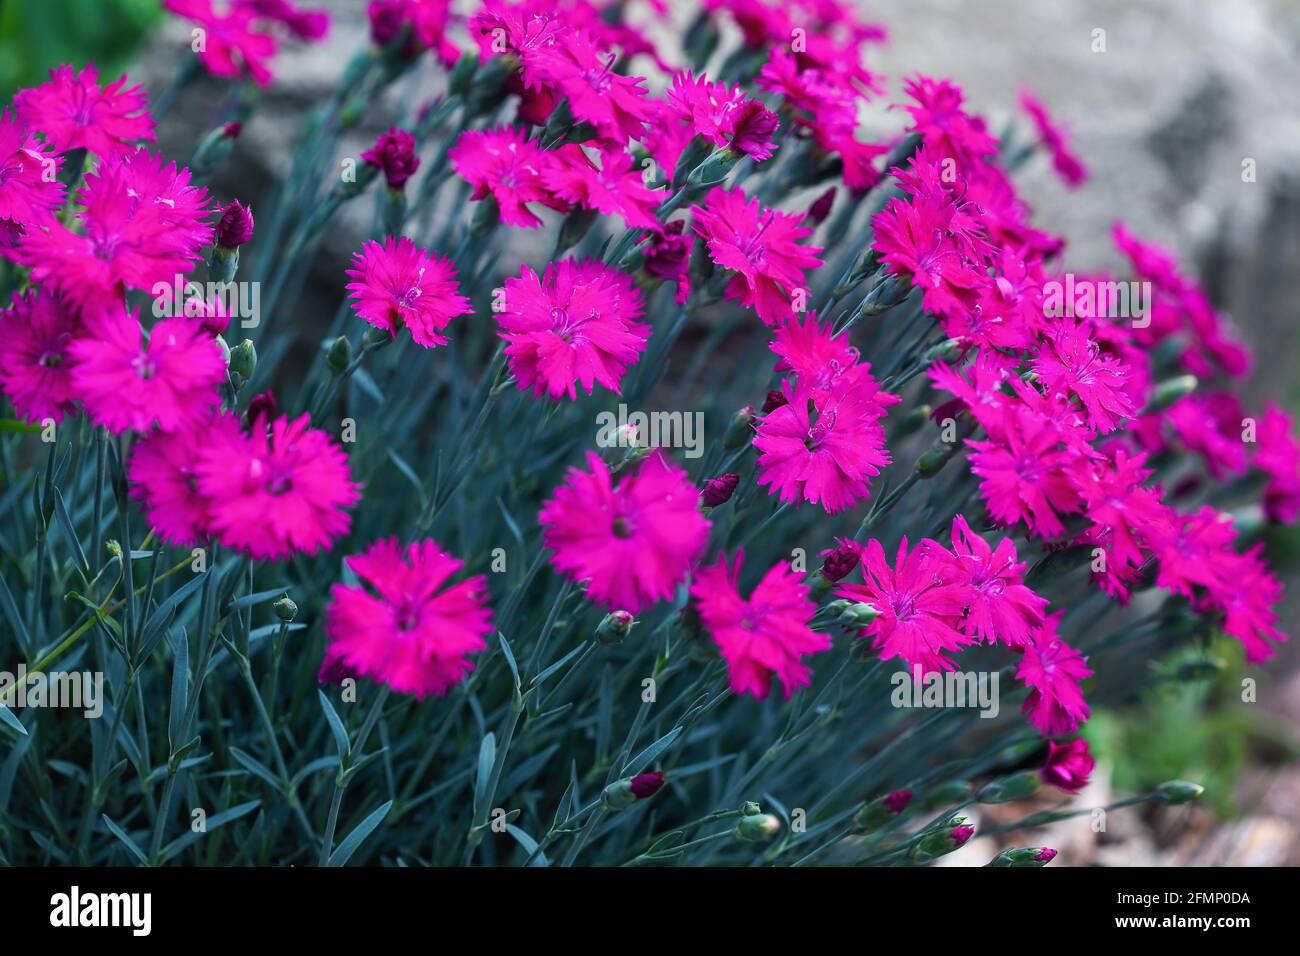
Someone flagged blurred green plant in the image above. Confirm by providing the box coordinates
[1088,635,1299,817]
[0,0,161,99]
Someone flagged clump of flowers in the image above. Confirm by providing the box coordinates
[0,0,1292,872]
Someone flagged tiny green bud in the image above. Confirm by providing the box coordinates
[228,338,257,380]
[1155,780,1205,805]
[977,770,1042,804]
[595,610,635,646]
[723,405,756,450]
[327,335,353,372]
[740,801,762,817]
[837,602,880,628]
[735,812,781,842]
[910,819,974,862]
[988,846,1057,867]
[1144,374,1198,414]
[273,596,298,622]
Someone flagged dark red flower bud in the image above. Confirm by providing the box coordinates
[642,220,691,282]
[950,824,975,847]
[629,771,665,800]
[215,200,255,249]
[221,121,242,139]
[818,538,861,582]
[317,650,349,687]
[701,472,740,507]
[762,389,787,413]
[883,789,912,814]
[247,390,277,426]
[807,187,836,225]
[1034,847,1058,863]
[362,127,420,189]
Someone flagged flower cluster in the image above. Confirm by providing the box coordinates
[3,0,1296,870]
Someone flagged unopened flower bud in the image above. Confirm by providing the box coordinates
[192,122,241,175]
[989,846,1057,867]
[596,610,635,646]
[855,789,912,830]
[924,780,972,807]
[228,338,257,380]
[602,770,665,810]
[701,473,740,507]
[273,596,298,622]
[327,335,353,372]
[723,405,756,450]
[1145,374,1198,414]
[362,127,420,190]
[806,187,836,225]
[247,390,276,425]
[762,389,787,413]
[735,812,781,842]
[216,200,255,250]
[1155,780,1205,805]
[837,602,880,628]
[978,770,1042,804]
[741,801,761,817]
[819,539,861,582]
[910,820,974,862]
[629,771,665,799]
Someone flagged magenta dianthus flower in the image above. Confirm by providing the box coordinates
[324,537,492,698]
[15,63,155,158]
[539,451,709,613]
[690,550,831,699]
[346,236,470,348]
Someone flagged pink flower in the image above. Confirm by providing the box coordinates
[1070,449,1173,598]
[690,550,830,699]
[526,32,650,144]
[14,63,155,158]
[542,145,662,230]
[754,375,896,514]
[1039,738,1095,793]
[872,194,983,322]
[837,537,975,675]
[1255,404,1300,523]
[195,413,360,560]
[497,258,648,400]
[346,236,470,348]
[68,310,225,434]
[128,412,242,546]
[0,111,65,240]
[1033,321,1135,434]
[1150,506,1239,601]
[898,75,998,163]
[163,0,279,87]
[691,187,824,325]
[1199,545,1287,663]
[968,403,1083,539]
[666,71,779,162]
[1017,615,1092,736]
[235,0,331,42]
[1019,89,1087,188]
[324,538,492,698]
[0,289,83,424]
[448,125,564,229]
[18,150,214,313]
[770,312,868,398]
[539,451,709,613]
[948,515,1047,649]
